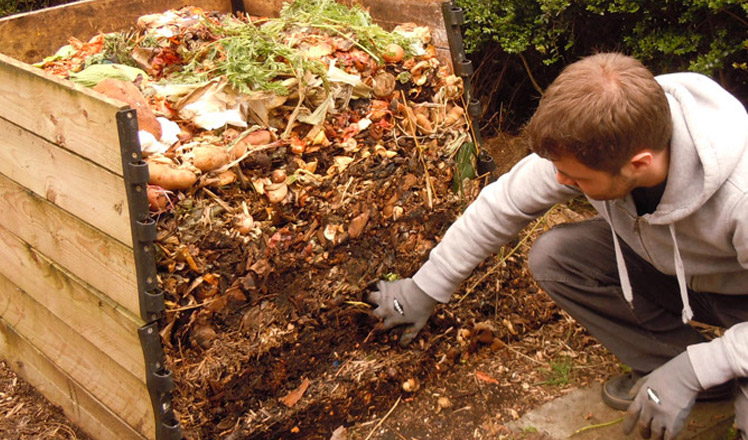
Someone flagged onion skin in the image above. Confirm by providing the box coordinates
[382,43,404,64]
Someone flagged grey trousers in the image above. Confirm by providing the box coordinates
[528,217,748,373]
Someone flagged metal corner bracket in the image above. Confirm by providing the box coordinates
[117,108,182,440]
[441,0,483,149]
[139,323,183,440]
[117,108,165,322]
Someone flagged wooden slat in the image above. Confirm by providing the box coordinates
[0,173,139,316]
[0,0,232,63]
[0,223,144,377]
[0,118,132,246]
[0,320,149,440]
[0,273,155,438]
[338,0,448,50]
[0,54,126,176]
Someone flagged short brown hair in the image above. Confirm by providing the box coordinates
[525,52,672,174]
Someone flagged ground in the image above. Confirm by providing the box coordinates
[0,360,92,440]
[0,135,622,440]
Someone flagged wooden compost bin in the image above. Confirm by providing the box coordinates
[0,0,462,439]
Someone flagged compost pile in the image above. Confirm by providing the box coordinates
[37,2,616,439]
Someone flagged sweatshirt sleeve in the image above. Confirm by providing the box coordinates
[688,322,748,389]
[412,154,580,302]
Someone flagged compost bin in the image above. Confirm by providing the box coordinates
[0,0,490,439]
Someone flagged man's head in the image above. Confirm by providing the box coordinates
[525,52,672,198]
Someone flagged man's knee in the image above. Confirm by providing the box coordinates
[528,220,610,280]
[528,226,575,278]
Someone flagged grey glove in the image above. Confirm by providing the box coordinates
[623,351,702,440]
[368,278,437,346]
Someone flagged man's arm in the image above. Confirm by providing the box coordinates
[413,153,580,302]
[688,322,748,389]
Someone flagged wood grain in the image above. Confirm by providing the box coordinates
[0,273,155,438]
[0,222,144,377]
[0,54,127,175]
[0,320,150,440]
[0,117,132,247]
[0,174,140,315]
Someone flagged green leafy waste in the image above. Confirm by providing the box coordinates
[49,0,416,96]
[452,141,477,195]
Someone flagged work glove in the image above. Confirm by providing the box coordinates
[623,351,702,440]
[368,278,437,347]
[735,379,748,439]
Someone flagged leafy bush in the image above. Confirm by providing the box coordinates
[0,0,75,17]
[455,0,748,132]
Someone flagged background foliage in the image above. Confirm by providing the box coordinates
[456,0,748,134]
[0,0,69,16]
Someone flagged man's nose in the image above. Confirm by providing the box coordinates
[556,171,575,186]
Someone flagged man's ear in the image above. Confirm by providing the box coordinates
[629,151,654,171]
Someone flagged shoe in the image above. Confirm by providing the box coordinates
[602,371,736,411]
[602,370,647,411]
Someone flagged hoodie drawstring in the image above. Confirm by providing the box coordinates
[604,204,634,306]
[669,224,694,323]
[603,204,693,323]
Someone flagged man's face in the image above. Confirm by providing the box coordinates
[552,155,636,201]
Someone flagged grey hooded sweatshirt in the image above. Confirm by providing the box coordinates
[412,72,748,389]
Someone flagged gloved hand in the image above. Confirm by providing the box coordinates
[623,351,702,440]
[735,379,748,439]
[368,278,437,346]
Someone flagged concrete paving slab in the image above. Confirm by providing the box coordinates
[507,382,735,440]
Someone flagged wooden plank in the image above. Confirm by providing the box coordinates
[0,0,232,64]
[241,0,284,17]
[0,117,132,247]
[0,54,126,175]
[0,173,139,316]
[339,0,449,50]
[0,273,155,438]
[0,223,144,376]
[0,319,149,440]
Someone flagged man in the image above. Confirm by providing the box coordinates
[368,53,748,439]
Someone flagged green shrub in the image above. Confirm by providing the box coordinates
[0,0,75,18]
[455,0,748,132]
[458,0,747,74]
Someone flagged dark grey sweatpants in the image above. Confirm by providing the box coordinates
[528,217,748,373]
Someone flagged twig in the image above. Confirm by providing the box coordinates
[458,204,559,304]
[364,395,402,440]
[400,90,435,210]
[283,76,307,139]
[460,95,481,153]
[202,188,234,213]
[344,300,372,308]
[519,52,544,96]
[338,176,354,206]
[167,297,221,312]
[505,344,546,365]
[568,417,624,437]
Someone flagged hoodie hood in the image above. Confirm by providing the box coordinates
[649,73,748,225]
[606,73,748,322]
